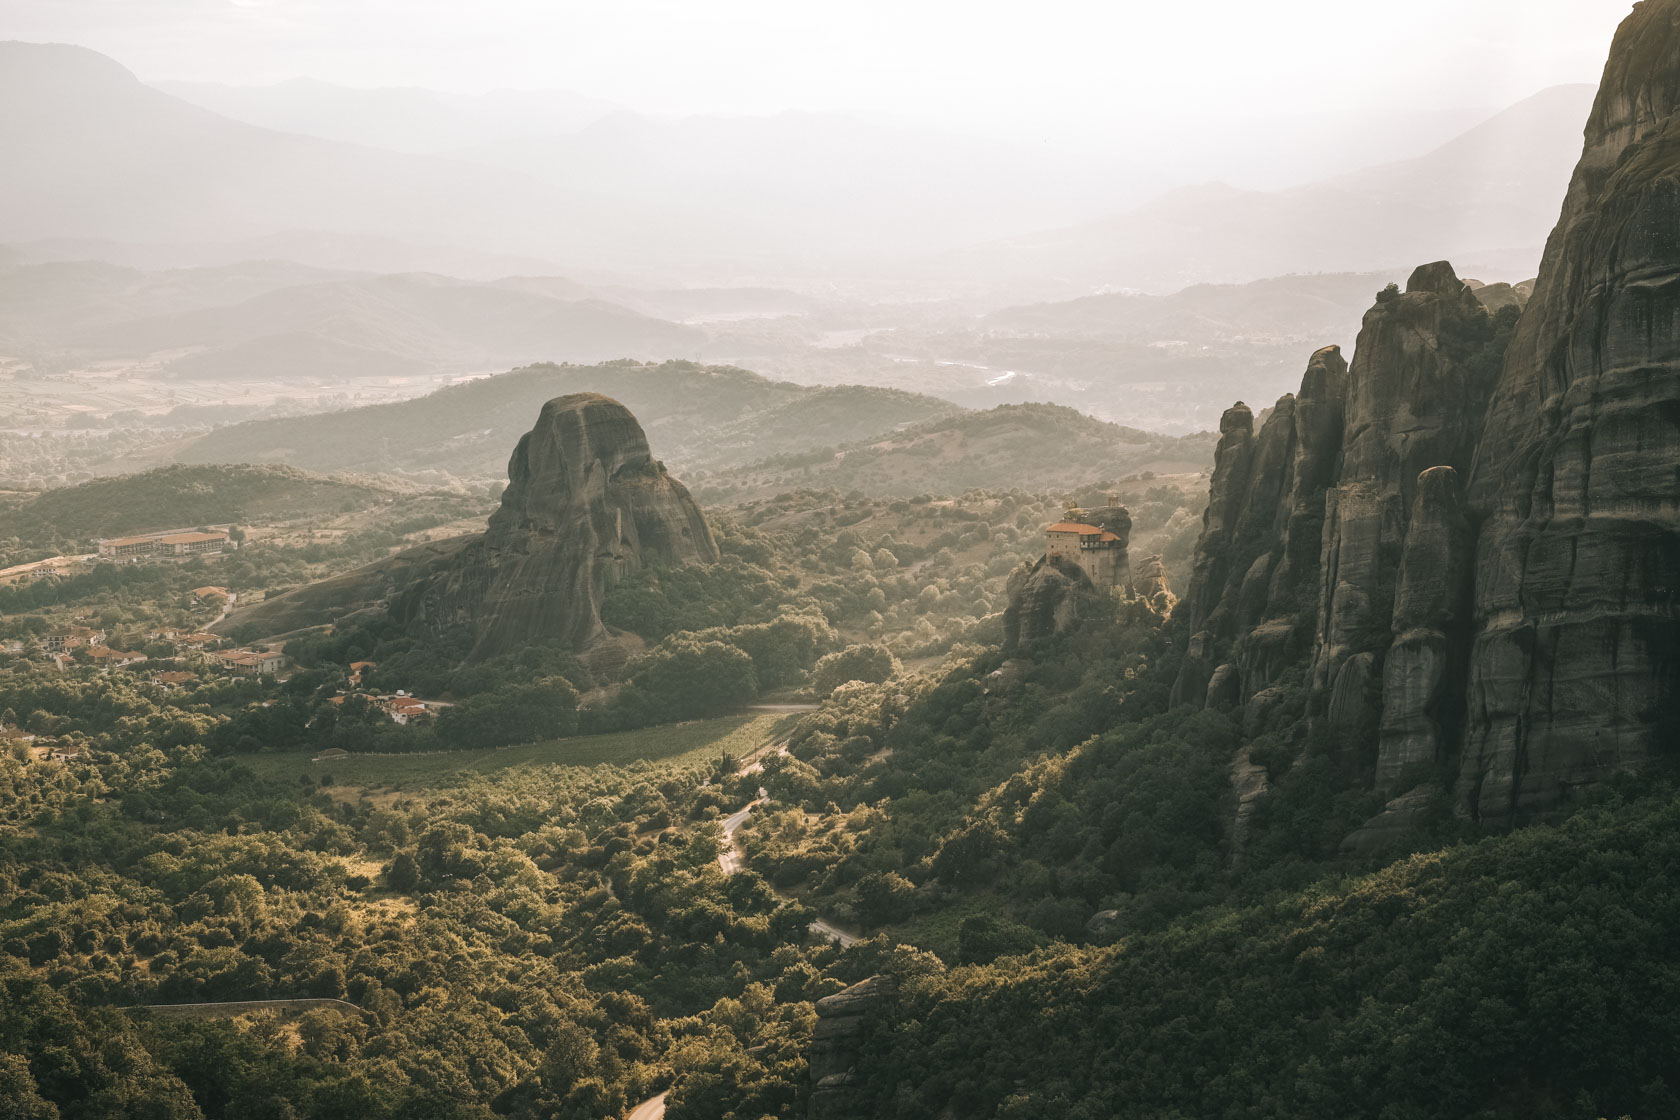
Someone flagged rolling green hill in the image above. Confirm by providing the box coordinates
[3,463,405,543]
[174,360,964,480]
[694,402,1216,501]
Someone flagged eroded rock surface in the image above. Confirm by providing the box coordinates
[392,393,717,662]
[1169,0,1680,841]
[1458,0,1680,824]
[1002,556,1104,653]
[808,976,893,1120]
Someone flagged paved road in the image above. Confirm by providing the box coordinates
[716,799,762,875]
[716,794,860,948]
[628,735,858,1119]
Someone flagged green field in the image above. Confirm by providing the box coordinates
[241,712,792,791]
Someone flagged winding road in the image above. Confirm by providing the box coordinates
[629,755,860,1118]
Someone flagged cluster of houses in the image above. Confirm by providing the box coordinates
[327,692,436,724]
[0,724,85,764]
[0,618,287,680]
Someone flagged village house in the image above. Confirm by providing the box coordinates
[85,646,146,669]
[192,585,233,605]
[383,695,431,725]
[348,660,377,685]
[0,726,36,745]
[152,670,196,688]
[42,626,106,654]
[216,649,288,676]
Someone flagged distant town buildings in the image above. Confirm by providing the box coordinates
[97,530,230,561]
[0,555,89,587]
[43,626,106,653]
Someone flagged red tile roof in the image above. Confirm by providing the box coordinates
[1047,522,1105,535]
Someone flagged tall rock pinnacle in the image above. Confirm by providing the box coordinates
[395,393,718,662]
[1458,0,1680,823]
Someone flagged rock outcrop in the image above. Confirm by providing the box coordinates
[219,394,717,665]
[1456,0,1680,825]
[808,976,893,1120]
[1002,556,1104,653]
[393,393,717,663]
[1308,263,1498,774]
[1375,466,1473,795]
[1170,345,1349,710]
[1002,499,1138,652]
[1170,0,1680,837]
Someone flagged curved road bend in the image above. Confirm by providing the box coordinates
[630,783,861,1118]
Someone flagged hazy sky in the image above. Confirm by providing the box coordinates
[0,0,1636,131]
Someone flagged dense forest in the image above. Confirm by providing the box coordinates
[0,440,1674,1120]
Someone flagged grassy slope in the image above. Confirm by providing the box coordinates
[697,402,1217,501]
[240,712,791,790]
[6,463,402,542]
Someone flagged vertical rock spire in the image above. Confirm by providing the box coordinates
[1458,0,1680,824]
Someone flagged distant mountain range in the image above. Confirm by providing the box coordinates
[0,41,1594,291]
[154,77,620,155]
[927,84,1593,297]
[693,402,1216,503]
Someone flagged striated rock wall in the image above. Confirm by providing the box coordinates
[1308,262,1498,774]
[1169,0,1680,836]
[392,393,717,663]
[1170,345,1348,711]
[1457,0,1680,825]
[1375,466,1473,795]
[1002,556,1105,653]
[807,976,893,1120]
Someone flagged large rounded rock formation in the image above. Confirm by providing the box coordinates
[394,393,718,663]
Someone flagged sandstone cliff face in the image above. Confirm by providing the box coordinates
[807,976,892,1120]
[1457,0,1680,824]
[1375,466,1473,795]
[1169,0,1680,838]
[1170,345,1348,711]
[1308,263,1497,773]
[1002,556,1103,653]
[393,393,717,662]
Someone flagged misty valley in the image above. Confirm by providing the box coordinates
[1,4,1678,1120]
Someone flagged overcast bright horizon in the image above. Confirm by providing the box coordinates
[0,0,1636,134]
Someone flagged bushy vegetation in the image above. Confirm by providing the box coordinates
[847,787,1680,1120]
[2,464,409,546]
[0,676,873,1118]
